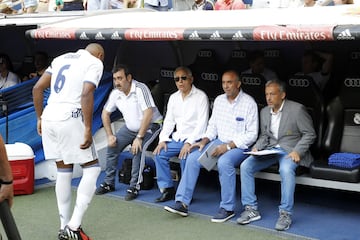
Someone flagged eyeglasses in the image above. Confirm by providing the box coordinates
[174,76,188,82]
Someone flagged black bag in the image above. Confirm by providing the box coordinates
[118,159,155,190]
[140,165,155,190]
[118,159,132,184]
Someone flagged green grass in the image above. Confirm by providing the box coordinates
[0,184,306,240]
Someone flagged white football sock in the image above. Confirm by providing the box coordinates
[55,170,73,230]
[67,166,101,230]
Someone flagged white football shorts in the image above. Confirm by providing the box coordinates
[41,116,98,165]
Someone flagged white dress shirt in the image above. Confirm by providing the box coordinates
[270,99,285,140]
[159,85,209,144]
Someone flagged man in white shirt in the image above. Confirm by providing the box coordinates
[95,64,163,202]
[153,66,209,203]
[0,54,20,90]
[164,70,259,223]
[33,43,105,240]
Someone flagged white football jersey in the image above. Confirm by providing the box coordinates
[42,49,103,121]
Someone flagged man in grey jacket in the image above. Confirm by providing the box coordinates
[237,79,316,231]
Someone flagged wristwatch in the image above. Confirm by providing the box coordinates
[136,134,143,140]
[226,144,231,151]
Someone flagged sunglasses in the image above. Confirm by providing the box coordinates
[174,76,188,82]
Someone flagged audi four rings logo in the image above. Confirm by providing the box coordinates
[289,78,310,87]
[242,77,261,85]
[201,73,219,81]
[232,51,246,58]
[160,70,174,78]
[354,113,360,125]
[198,51,212,58]
[344,78,360,87]
[264,50,280,58]
[351,52,360,60]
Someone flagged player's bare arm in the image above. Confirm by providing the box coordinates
[32,72,51,136]
[80,82,96,149]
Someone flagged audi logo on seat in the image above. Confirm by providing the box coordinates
[289,78,310,87]
[232,51,246,58]
[344,78,360,87]
[160,69,174,78]
[241,77,261,85]
[354,113,360,125]
[264,50,280,58]
[201,73,218,81]
[351,51,360,60]
[198,50,213,58]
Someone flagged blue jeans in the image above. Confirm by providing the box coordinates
[240,148,298,214]
[104,123,161,189]
[154,139,186,190]
[176,139,247,211]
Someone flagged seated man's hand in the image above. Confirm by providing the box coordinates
[178,143,191,160]
[153,141,167,155]
[287,151,300,163]
[107,135,117,148]
[131,138,142,155]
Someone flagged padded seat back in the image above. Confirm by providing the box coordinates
[323,76,360,156]
[347,50,360,76]
[157,67,176,115]
[240,73,266,109]
[225,49,249,73]
[189,49,223,99]
[286,74,325,158]
[158,67,177,94]
[264,48,287,81]
[310,76,360,183]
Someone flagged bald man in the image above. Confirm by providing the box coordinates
[33,43,105,240]
[165,70,259,223]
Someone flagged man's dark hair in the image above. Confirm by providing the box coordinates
[112,64,131,76]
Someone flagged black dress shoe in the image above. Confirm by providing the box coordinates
[155,187,175,203]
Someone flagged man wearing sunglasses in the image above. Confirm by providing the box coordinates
[153,66,209,203]
[165,70,259,223]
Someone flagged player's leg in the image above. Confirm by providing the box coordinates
[67,160,101,230]
[55,161,74,231]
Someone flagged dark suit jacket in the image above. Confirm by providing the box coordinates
[254,100,316,167]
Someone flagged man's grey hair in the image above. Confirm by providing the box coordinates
[174,66,192,77]
[266,79,286,93]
